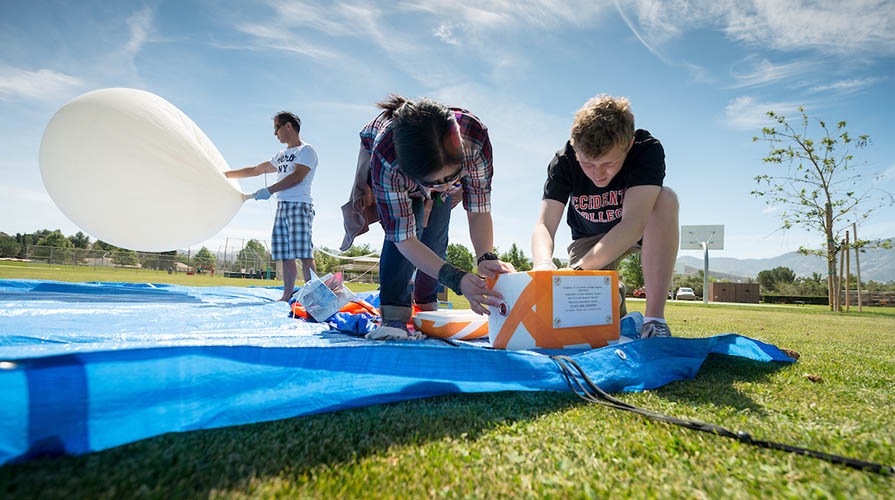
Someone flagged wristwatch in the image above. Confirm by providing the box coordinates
[476,252,498,265]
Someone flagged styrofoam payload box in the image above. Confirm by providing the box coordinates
[486,270,620,350]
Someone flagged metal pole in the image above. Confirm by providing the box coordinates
[845,231,850,311]
[838,240,845,312]
[703,241,709,304]
[825,203,835,310]
[853,222,863,312]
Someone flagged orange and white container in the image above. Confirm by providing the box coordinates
[487,270,620,350]
[413,309,489,340]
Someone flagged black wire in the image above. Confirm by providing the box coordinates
[551,355,894,476]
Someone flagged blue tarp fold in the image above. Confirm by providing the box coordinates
[0,280,794,464]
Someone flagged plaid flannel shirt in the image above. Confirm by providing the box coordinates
[360,108,493,242]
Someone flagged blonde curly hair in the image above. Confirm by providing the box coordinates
[570,95,635,158]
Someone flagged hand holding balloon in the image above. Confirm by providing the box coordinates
[252,187,272,200]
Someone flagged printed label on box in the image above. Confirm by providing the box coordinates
[551,274,614,328]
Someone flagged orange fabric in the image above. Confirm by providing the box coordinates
[415,317,488,340]
[291,299,379,319]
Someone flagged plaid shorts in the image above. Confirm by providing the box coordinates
[271,201,315,260]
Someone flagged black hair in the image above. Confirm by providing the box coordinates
[273,111,301,134]
[376,94,461,180]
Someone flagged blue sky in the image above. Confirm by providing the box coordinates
[1,0,894,261]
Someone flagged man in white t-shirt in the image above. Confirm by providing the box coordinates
[225,111,318,301]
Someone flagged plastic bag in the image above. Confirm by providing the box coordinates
[293,270,356,322]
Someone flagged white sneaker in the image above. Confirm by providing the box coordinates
[641,320,672,339]
[365,320,426,340]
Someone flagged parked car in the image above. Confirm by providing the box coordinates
[676,287,698,300]
[632,287,673,299]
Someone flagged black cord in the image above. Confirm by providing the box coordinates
[551,355,894,476]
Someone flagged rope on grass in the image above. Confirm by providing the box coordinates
[551,355,894,476]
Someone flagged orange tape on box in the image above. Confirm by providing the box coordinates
[486,270,620,350]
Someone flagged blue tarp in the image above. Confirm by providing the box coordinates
[0,279,795,465]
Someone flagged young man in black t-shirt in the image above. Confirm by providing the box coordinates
[531,95,679,338]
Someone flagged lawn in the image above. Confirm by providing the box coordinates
[1,263,894,498]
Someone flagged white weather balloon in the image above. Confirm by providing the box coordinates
[39,88,244,251]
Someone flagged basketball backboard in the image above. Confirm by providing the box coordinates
[680,225,724,250]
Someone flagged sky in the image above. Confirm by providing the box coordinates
[1,0,894,262]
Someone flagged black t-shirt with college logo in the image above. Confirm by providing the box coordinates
[542,129,665,240]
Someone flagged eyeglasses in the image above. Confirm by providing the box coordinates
[274,123,282,132]
[418,166,463,191]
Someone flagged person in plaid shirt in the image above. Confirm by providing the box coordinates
[356,94,514,339]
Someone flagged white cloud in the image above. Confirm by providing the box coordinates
[808,76,886,94]
[720,0,895,56]
[729,57,819,88]
[434,24,459,45]
[613,0,672,64]
[877,163,895,182]
[723,95,804,130]
[121,7,155,59]
[682,61,713,83]
[402,0,612,31]
[229,23,338,60]
[235,1,389,57]
[79,6,162,83]
[613,0,895,72]
[250,0,895,69]
[0,66,84,101]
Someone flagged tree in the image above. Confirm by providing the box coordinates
[14,233,36,258]
[313,247,341,275]
[0,234,21,257]
[93,240,117,251]
[499,243,532,271]
[678,270,709,298]
[618,253,644,288]
[68,231,91,249]
[30,229,54,242]
[193,247,216,267]
[446,243,475,272]
[235,239,270,270]
[141,250,178,271]
[757,266,796,293]
[752,107,894,310]
[32,230,74,264]
[111,248,139,266]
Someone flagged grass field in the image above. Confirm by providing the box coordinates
[1,263,894,498]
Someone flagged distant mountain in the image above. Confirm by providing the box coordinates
[676,238,895,283]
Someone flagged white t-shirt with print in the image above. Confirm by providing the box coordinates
[271,143,317,203]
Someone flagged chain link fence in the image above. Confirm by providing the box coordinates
[23,244,273,277]
[17,244,386,284]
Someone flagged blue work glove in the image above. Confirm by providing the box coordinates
[253,187,272,200]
